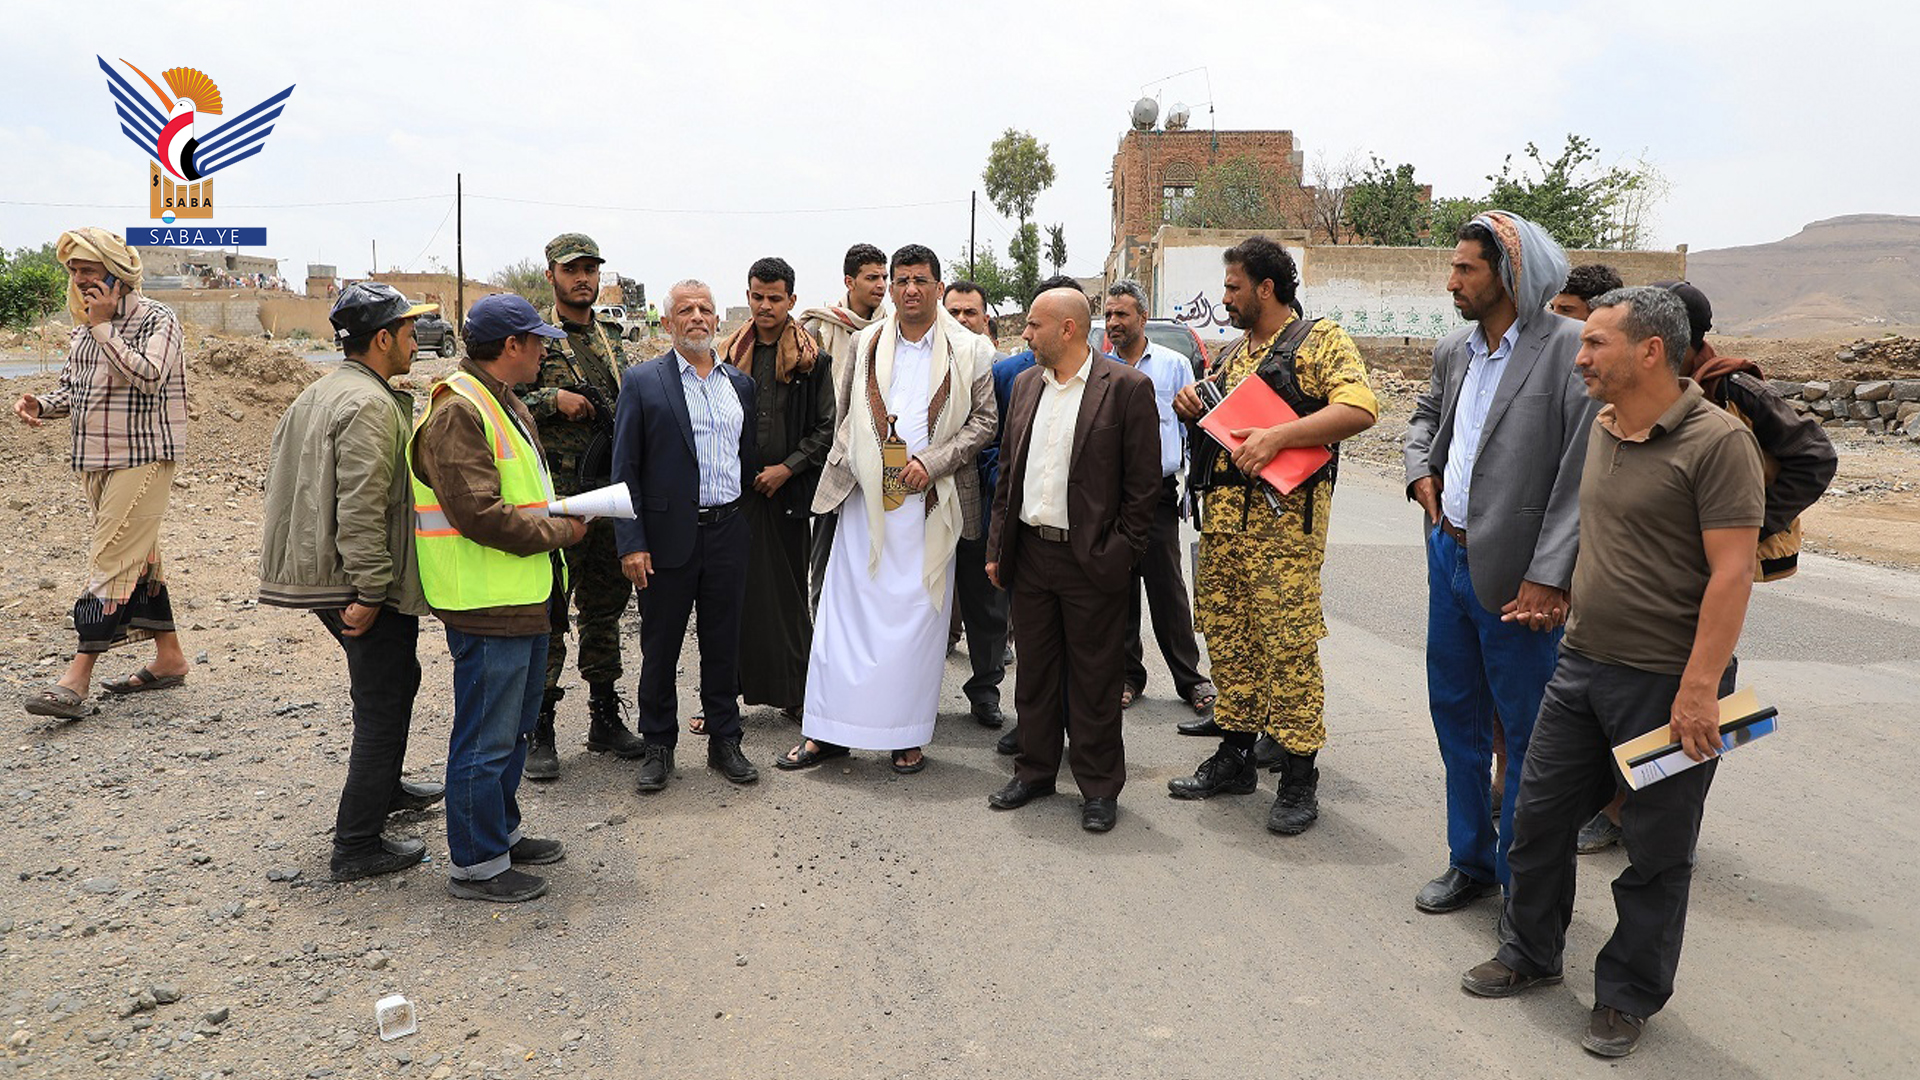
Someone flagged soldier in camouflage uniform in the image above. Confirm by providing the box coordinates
[517,233,645,778]
[1168,237,1378,835]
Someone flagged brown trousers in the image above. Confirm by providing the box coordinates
[1010,527,1128,799]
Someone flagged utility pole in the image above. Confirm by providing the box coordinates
[456,173,464,336]
[370,239,376,278]
[969,189,977,280]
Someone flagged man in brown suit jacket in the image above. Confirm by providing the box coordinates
[984,288,1162,832]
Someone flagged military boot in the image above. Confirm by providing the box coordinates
[585,682,646,758]
[1167,741,1258,800]
[524,691,561,781]
[1266,749,1320,835]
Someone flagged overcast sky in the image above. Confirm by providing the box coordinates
[4,0,1915,312]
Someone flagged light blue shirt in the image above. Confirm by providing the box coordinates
[675,350,744,507]
[1441,322,1519,530]
[1124,342,1194,478]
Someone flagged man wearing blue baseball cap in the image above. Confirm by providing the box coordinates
[409,293,587,903]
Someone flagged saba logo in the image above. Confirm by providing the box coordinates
[98,56,294,246]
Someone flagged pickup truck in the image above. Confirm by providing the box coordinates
[592,304,648,342]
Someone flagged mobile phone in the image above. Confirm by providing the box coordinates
[98,273,118,294]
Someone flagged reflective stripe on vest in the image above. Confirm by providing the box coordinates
[408,372,564,610]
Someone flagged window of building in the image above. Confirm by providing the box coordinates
[1160,162,1198,222]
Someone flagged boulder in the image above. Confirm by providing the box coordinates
[1769,380,1806,399]
[1811,400,1836,418]
[1896,401,1920,424]
[1801,381,1830,401]
[1856,380,1893,402]
[1894,381,1920,402]
[1851,401,1878,420]
[1828,379,1858,401]
[1878,401,1901,419]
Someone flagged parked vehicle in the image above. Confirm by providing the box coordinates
[1088,317,1210,379]
[594,304,648,342]
[412,309,458,357]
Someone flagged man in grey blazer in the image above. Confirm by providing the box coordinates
[1403,211,1599,915]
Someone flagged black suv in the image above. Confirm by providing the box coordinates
[412,309,458,357]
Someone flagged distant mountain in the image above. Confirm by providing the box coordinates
[1686,214,1920,337]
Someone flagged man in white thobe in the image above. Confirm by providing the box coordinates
[775,244,996,774]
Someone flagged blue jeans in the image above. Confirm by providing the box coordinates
[444,628,548,879]
[1425,524,1561,886]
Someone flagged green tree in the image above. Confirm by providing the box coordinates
[1484,134,1643,250]
[1007,224,1041,308]
[1426,196,1491,248]
[982,130,1055,306]
[0,243,65,329]
[1169,154,1294,230]
[1044,224,1068,275]
[953,241,1016,308]
[490,258,554,311]
[1344,156,1428,245]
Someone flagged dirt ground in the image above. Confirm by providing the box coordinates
[0,329,1915,1077]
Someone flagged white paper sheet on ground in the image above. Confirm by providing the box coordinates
[547,482,635,520]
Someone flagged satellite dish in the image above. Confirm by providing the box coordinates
[1165,102,1191,131]
[1130,97,1159,131]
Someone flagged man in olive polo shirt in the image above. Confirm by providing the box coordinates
[1459,286,1764,1059]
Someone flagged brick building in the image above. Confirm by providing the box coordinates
[1106,128,1311,293]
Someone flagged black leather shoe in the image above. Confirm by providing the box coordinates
[1253,733,1285,771]
[508,836,566,865]
[971,702,1005,729]
[635,743,674,793]
[1416,867,1499,913]
[995,728,1019,756]
[586,688,647,758]
[1081,797,1117,832]
[987,777,1055,810]
[446,867,547,904]
[524,709,559,781]
[390,779,445,813]
[708,736,759,784]
[1167,743,1257,800]
[330,835,426,882]
[1176,716,1224,737]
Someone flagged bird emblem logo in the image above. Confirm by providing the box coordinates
[98,56,294,224]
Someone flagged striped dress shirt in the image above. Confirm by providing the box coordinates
[676,350,744,507]
[34,294,188,472]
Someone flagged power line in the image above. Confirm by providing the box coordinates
[465,193,967,216]
[401,196,458,272]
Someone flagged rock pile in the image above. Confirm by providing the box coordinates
[1767,377,1920,440]
[1829,336,1920,379]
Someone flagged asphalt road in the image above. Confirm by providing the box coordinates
[503,462,1915,1078]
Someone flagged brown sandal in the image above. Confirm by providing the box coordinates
[102,667,187,695]
[24,684,97,720]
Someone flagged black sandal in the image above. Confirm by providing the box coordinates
[775,739,848,771]
[891,748,926,775]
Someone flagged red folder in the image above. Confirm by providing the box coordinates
[1196,376,1332,495]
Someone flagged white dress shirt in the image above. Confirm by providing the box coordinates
[1019,352,1090,530]
[1441,322,1519,530]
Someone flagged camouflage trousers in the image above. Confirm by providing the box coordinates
[544,516,635,695]
[1194,482,1332,755]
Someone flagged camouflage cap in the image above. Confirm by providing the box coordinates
[545,233,603,265]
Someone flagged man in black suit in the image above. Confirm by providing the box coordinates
[612,280,759,793]
[984,287,1162,832]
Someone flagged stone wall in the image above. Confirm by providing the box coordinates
[1300,245,1688,340]
[1767,378,1920,440]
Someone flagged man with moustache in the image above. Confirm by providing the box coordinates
[1403,211,1596,916]
[718,257,836,723]
[779,245,997,774]
[1461,287,1763,1059]
[983,287,1161,832]
[612,281,760,794]
[1103,278,1214,718]
[517,233,644,780]
[1168,238,1378,836]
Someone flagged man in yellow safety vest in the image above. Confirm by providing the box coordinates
[409,293,587,903]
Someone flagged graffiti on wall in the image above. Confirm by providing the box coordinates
[1172,290,1233,331]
